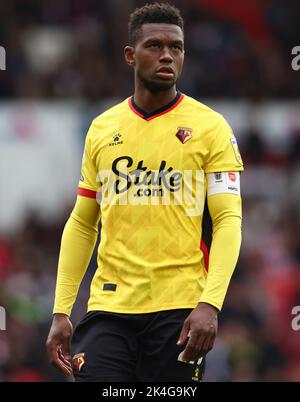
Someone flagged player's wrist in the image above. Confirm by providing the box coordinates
[197,302,219,315]
[53,312,70,320]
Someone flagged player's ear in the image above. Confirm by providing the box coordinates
[124,46,135,68]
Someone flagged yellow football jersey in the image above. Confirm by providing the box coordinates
[78,91,243,313]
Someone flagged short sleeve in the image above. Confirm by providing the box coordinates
[204,116,244,173]
[78,123,98,193]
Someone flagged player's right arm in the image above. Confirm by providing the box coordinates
[46,123,100,377]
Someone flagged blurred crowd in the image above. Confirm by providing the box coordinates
[0,0,299,99]
[0,0,300,383]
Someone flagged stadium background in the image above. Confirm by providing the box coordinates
[0,0,299,382]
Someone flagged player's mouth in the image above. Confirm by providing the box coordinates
[155,67,175,80]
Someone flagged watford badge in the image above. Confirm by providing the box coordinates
[176,127,193,144]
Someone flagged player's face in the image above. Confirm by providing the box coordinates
[126,23,184,92]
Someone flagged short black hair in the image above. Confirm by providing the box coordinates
[128,2,184,46]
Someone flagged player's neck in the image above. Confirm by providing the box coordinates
[133,85,177,114]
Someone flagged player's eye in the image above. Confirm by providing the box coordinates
[172,45,182,51]
[148,43,160,48]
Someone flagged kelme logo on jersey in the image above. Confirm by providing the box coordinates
[109,133,123,146]
[96,156,205,216]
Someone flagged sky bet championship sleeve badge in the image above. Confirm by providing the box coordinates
[176,127,193,144]
[230,137,243,165]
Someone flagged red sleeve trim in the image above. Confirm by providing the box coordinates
[77,187,97,199]
[200,240,209,272]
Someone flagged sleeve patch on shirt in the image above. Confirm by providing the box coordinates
[207,172,240,196]
[230,137,243,166]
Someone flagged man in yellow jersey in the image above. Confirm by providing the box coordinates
[46,2,243,382]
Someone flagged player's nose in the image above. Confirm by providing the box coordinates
[159,46,174,63]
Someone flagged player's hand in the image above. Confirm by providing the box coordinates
[46,313,73,378]
[177,302,218,363]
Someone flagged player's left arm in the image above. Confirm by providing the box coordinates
[178,194,242,361]
[177,190,242,362]
[200,191,242,309]
[178,115,243,362]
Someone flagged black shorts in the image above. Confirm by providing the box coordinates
[71,309,206,382]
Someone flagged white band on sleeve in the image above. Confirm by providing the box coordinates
[207,172,240,196]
